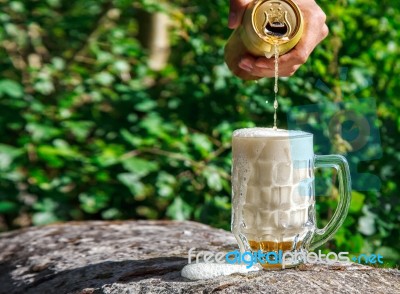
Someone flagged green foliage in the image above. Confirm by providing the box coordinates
[0,0,399,267]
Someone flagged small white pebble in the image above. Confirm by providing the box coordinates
[183,230,193,236]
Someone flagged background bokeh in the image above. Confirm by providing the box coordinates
[0,0,398,266]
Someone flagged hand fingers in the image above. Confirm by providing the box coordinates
[247,64,302,78]
[229,0,253,29]
[277,5,328,68]
[238,54,257,71]
[253,49,308,75]
[254,56,275,69]
[278,19,328,65]
[238,54,301,78]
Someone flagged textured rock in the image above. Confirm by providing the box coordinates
[0,220,399,294]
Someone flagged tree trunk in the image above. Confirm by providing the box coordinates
[137,10,171,71]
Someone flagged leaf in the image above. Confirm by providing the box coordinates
[94,144,125,167]
[0,144,22,171]
[139,113,163,135]
[34,80,54,95]
[63,121,95,141]
[0,79,24,98]
[358,215,375,236]
[191,133,213,157]
[117,173,145,196]
[202,166,222,191]
[26,123,62,142]
[32,211,59,225]
[156,172,176,198]
[334,227,346,247]
[135,100,157,112]
[95,72,115,86]
[347,233,364,253]
[122,157,158,178]
[121,129,142,146]
[37,145,81,159]
[113,60,130,72]
[0,201,18,213]
[33,198,58,211]
[166,197,192,221]
[10,1,25,12]
[349,191,365,213]
[101,208,122,220]
[79,193,109,214]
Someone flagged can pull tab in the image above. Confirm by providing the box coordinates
[263,3,291,38]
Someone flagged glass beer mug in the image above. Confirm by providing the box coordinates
[231,128,351,269]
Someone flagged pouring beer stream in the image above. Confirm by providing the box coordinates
[224,0,303,130]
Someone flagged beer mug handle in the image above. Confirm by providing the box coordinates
[310,154,352,250]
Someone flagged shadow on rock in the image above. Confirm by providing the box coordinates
[0,257,187,294]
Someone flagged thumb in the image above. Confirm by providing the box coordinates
[229,0,252,29]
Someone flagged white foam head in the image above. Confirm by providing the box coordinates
[233,127,311,139]
[232,128,313,161]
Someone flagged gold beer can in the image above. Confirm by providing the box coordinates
[224,0,304,80]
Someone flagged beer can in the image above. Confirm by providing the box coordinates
[224,0,304,80]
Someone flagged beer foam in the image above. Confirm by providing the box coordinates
[181,262,260,280]
[233,128,310,138]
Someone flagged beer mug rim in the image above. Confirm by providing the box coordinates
[232,127,312,140]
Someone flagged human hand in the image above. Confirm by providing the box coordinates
[228,0,329,78]
[228,0,253,29]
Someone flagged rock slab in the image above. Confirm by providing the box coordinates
[0,220,399,294]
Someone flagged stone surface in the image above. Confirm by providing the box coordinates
[0,220,399,294]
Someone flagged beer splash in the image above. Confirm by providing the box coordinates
[181,262,260,280]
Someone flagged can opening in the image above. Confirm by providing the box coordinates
[265,22,288,37]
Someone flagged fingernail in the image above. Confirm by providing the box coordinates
[228,12,237,28]
[239,63,253,72]
[239,59,253,69]
[240,65,252,72]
